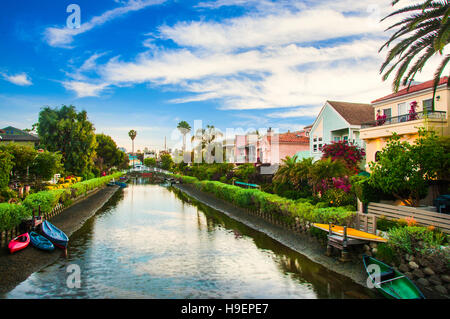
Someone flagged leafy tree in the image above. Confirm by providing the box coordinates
[31,151,63,181]
[234,163,257,183]
[0,143,37,182]
[380,0,450,104]
[368,130,445,206]
[160,153,174,171]
[37,105,97,177]
[0,150,13,189]
[144,157,157,167]
[95,134,125,171]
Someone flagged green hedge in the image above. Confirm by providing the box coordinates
[0,172,123,231]
[170,174,356,228]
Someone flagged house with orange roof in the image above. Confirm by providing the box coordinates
[258,128,310,166]
[360,77,449,170]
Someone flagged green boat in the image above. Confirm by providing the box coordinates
[363,255,425,299]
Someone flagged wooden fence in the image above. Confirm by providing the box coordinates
[367,202,450,234]
[352,212,377,234]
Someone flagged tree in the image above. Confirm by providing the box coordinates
[0,143,37,182]
[0,150,13,189]
[380,0,450,104]
[368,130,446,206]
[31,151,63,181]
[95,134,124,171]
[160,153,174,171]
[37,105,97,177]
[273,156,314,199]
[128,130,137,155]
[144,157,156,167]
[177,121,191,153]
[308,158,350,194]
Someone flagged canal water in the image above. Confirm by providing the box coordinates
[5,179,377,299]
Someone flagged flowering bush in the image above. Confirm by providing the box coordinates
[321,141,365,173]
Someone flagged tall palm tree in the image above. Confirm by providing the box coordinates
[177,121,191,153]
[380,0,450,105]
[128,130,137,167]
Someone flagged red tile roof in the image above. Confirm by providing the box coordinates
[371,77,449,104]
[267,132,309,144]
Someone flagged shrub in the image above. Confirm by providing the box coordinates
[0,203,30,231]
[387,226,445,255]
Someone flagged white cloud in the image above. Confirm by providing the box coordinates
[59,0,449,120]
[2,72,33,86]
[62,81,109,98]
[44,0,166,47]
[158,8,385,52]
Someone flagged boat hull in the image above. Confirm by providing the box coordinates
[363,255,425,299]
[8,233,30,254]
[41,221,69,248]
[29,231,55,251]
[312,223,387,243]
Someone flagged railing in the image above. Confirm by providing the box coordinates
[361,111,446,129]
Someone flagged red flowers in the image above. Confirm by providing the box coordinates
[321,141,365,173]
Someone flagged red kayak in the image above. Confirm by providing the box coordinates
[8,233,30,254]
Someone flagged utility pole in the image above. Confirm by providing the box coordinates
[164,136,167,151]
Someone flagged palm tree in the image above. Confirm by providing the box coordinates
[177,121,191,153]
[128,130,137,167]
[380,0,450,105]
[191,124,223,162]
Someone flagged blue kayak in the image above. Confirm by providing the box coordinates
[114,181,127,188]
[29,231,54,251]
[41,221,69,248]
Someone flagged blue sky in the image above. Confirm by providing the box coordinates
[0,0,446,151]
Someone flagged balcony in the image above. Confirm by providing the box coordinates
[361,111,446,129]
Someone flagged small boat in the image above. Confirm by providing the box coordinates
[29,231,54,251]
[312,223,387,243]
[106,181,116,187]
[8,233,30,254]
[363,255,425,299]
[114,181,127,188]
[41,221,69,248]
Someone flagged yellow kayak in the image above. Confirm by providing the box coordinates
[312,223,387,243]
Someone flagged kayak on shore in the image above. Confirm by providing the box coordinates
[29,231,55,251]
[41,220,69,249]
[8,233,30,254]
[312,223,387,243]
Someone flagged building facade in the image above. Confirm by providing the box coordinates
[360,77,449,169]
[309,101,373,161]
[0,126,40,147]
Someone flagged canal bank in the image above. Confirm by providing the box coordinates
[172,183,375,290]
[0,185,120,294]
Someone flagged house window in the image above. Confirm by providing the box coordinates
[313,144,317,152]
[318,144,322,150]
[318,137,322,142]
[398,102,408,122]
[383,108,391,118]
[423,99,433,113]
[343,136,348,142]
[313,137,317,142]
[334,137,341,142]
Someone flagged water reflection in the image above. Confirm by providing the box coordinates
[5,179,377,299]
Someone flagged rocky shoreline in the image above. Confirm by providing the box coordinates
[0,185,120,295]
[173,183,449,299]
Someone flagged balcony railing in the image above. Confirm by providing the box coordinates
[361,111,447,129]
